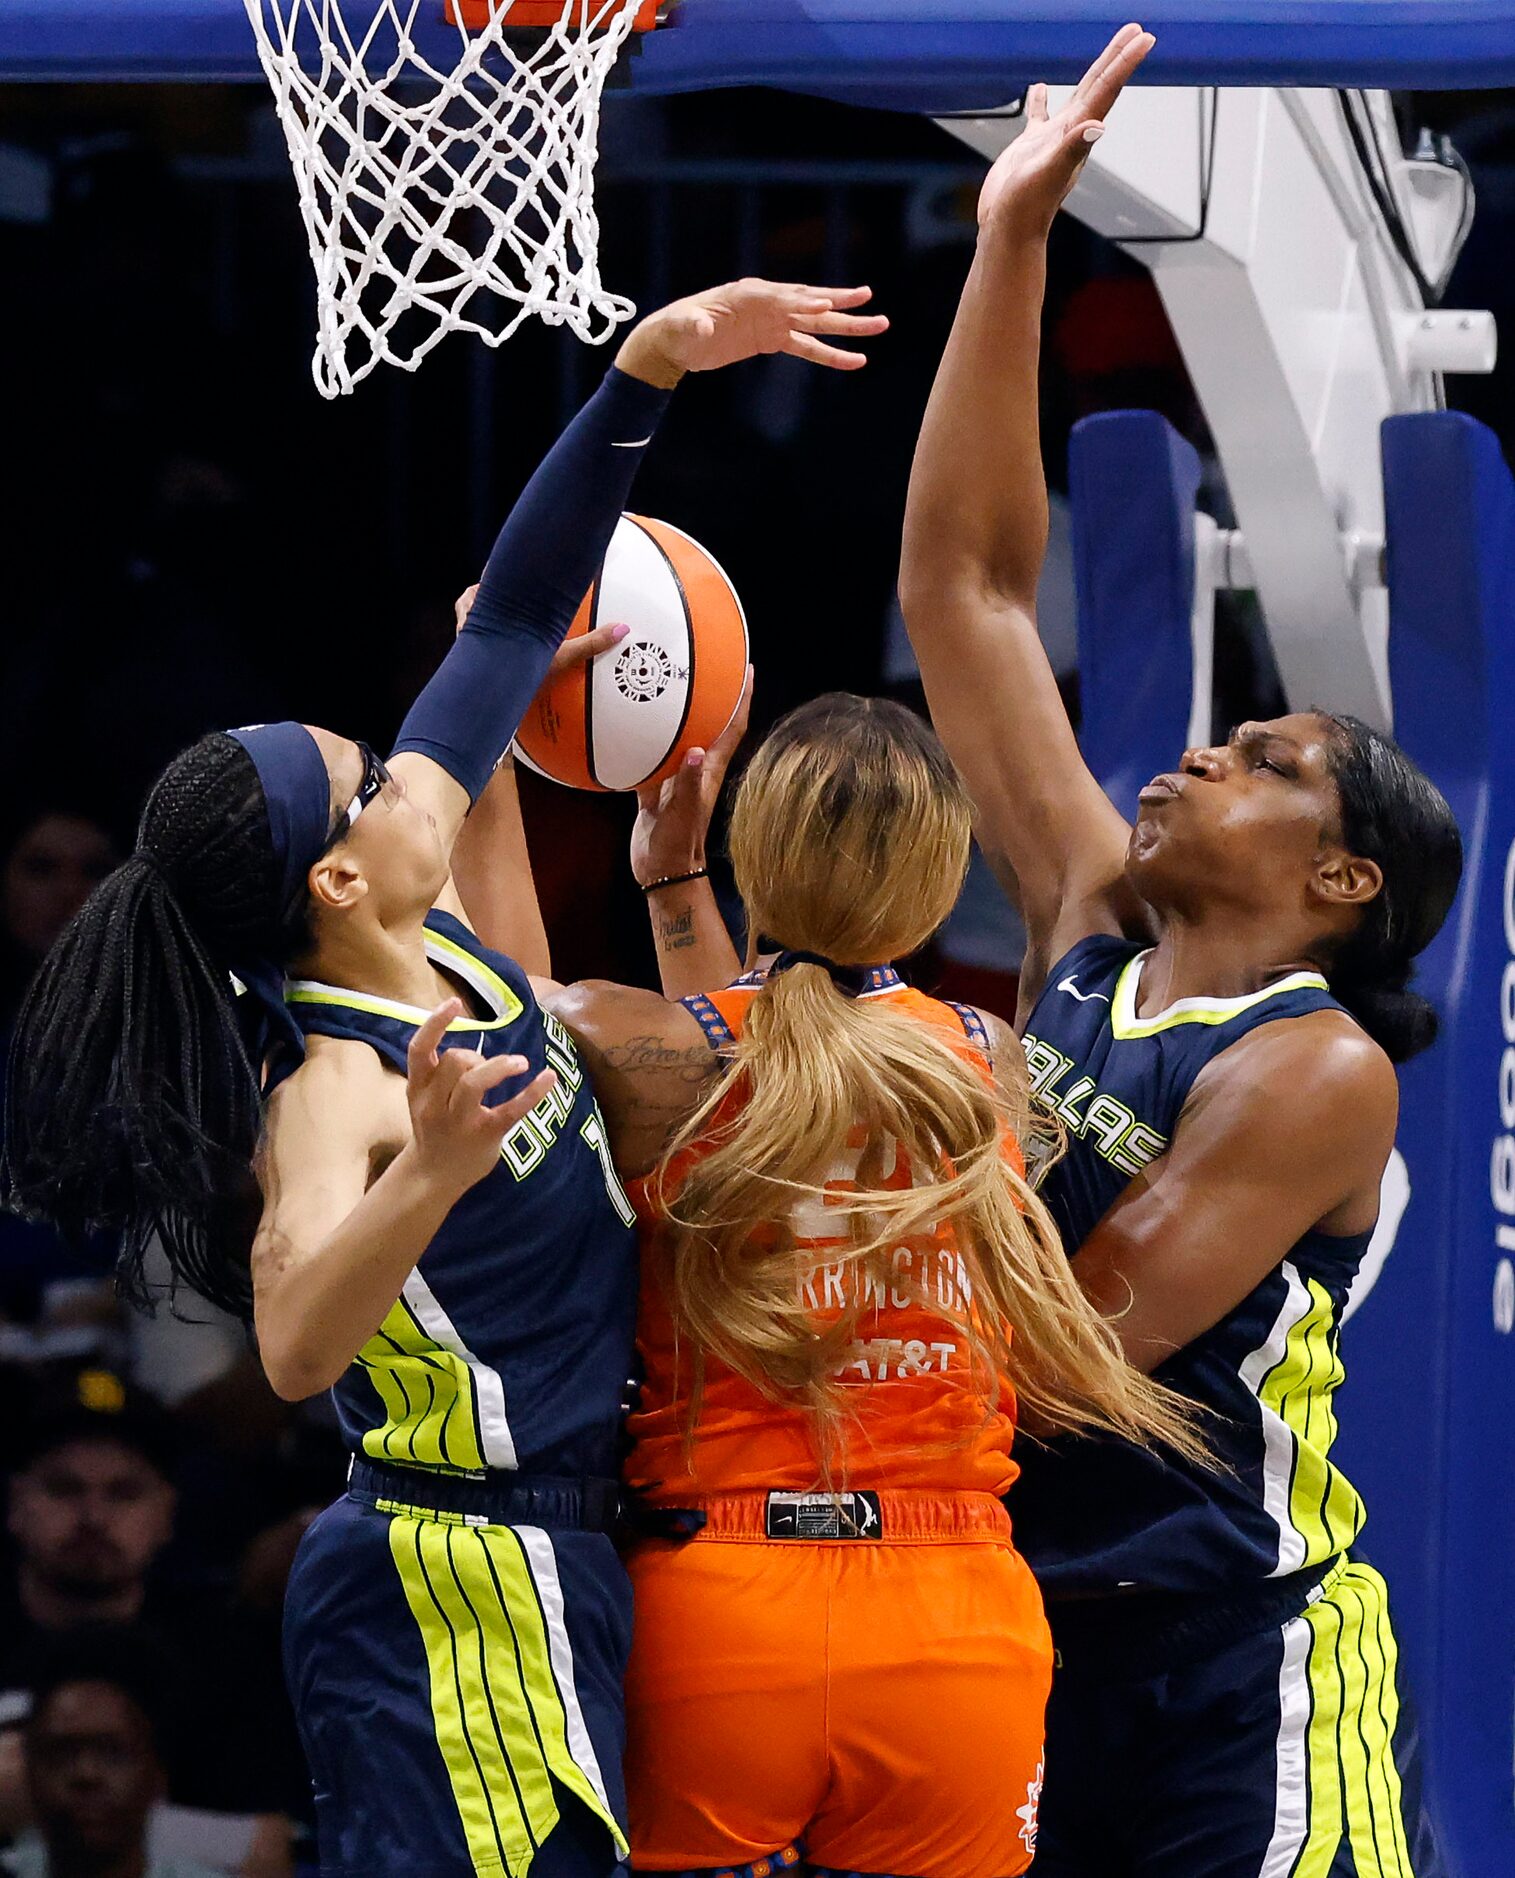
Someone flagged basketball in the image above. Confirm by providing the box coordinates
[513,512,749,792]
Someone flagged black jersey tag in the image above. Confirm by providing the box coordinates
[764,1490,882,1540]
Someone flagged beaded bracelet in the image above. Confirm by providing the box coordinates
[640,868,709,896]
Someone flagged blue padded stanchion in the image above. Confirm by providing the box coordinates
[1069,408,1203,820]
[1334,410,1515,1878]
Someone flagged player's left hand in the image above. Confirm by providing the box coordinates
[618,279,888,388]
[454,585,629,772]
[630,664,754,888]
[455,579,629,682]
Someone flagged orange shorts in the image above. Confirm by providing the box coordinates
[624,1491,1053,1878]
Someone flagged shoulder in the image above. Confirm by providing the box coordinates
[262,1033,405,1159]
[1185,1009,1398,1160]
[544,979,711,1064]
[543,980,721,1180]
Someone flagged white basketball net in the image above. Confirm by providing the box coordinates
[244,0,645,396]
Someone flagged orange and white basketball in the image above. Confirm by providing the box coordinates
[514,513,749,793]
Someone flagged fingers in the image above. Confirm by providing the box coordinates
[634,773,677,816]
[486,1067,559,1136]
[791,309,891,339]
[783,330,870,371]
[550,620,628,677]
[408,1000,462,1077]
[1070,21,1145,105]
[453,583,479,635]
[455,1051,531,1106]
[1076,26,1154,122]
[792,284,874,308]
[1027,81,1049,122]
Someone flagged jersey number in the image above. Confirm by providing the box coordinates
[581,1109,636,1227]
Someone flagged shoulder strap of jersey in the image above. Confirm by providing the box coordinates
[943,999,992,1062]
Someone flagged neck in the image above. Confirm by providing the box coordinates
[1137,910,1322,1015]
[19,1564,144,1630]
[48,1840,147,1878]
[295,906,455,1010]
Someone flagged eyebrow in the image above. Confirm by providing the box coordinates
[1230,725,1299,753]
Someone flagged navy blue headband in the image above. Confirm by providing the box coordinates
[224,722,334,1093]
[227,722,333,917]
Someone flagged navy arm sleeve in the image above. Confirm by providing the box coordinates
[391,364,673,800]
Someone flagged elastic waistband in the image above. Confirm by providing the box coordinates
[347,1457,621,1534]
[637,1489,1014,1544]
[1047,1558,1338,1679]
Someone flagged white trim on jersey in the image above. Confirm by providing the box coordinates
[401,1268,518,1471]
[1259,1608,1316,1877]
[515,1526,617,1823]
[1237,1260,1313,1578]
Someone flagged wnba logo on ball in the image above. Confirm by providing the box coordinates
[613,639,683,704]
[515,512,748,791]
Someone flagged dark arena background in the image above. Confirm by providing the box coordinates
[0,7,1512,1877]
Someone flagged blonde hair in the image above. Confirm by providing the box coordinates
[652,694,1205,1465]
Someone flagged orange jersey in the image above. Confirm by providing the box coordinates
[626,970,1025,1503]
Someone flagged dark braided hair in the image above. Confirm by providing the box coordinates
[3,734,319,1319]
[1320,714,1463,1065]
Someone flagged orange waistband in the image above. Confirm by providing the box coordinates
[652,1489,1013,1544]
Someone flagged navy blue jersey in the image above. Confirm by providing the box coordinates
[283,910,638,1481]
[1015,933,1374,1596]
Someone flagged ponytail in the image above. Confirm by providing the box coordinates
[3,735,304,1319]
[652,958,1208,1466]
[1321,715,1462,1065]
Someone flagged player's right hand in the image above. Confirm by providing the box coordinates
[631,664,754,887]
[617,279,889,388]
[977,23,1154,235]
[405,1000,556,1194]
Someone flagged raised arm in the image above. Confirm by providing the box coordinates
[630,666,753,998]
[389,280,885,860]
[899,27,1154,1005]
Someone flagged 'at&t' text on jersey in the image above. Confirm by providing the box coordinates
[283,909,638,1481]
[625,969,1024,1503]
[1015,933,1374,1596]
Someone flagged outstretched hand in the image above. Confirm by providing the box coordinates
[978,24,1155,234]
[617,280,888,389]
[631,665,754,888]
[406,1001,555,1197]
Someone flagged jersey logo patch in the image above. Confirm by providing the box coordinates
[1017,1758,1044,1855]
[1056,973,1110,1004]
[764,1490,881,1540]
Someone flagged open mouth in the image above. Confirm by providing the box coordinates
[1137,774,1182,805]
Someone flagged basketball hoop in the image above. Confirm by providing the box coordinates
[243,0,657,397]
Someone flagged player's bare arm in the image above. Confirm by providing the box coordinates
[1070,1013,1399,1372]
[900,26,1155,1010]
[542,980,718,1178]
[252,1006,556,1399]
[631,666,753,998]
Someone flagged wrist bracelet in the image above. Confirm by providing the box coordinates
[641,868,708,896]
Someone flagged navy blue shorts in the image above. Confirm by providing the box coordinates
[284,1490,632,1877]
[1032,1558,1444,1877]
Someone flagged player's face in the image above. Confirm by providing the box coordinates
[317,732,449,912]
[1126,713,1353,915]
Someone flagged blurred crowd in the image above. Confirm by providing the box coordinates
[0,75,1509,1878]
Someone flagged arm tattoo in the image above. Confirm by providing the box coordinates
[655,907,697,952]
